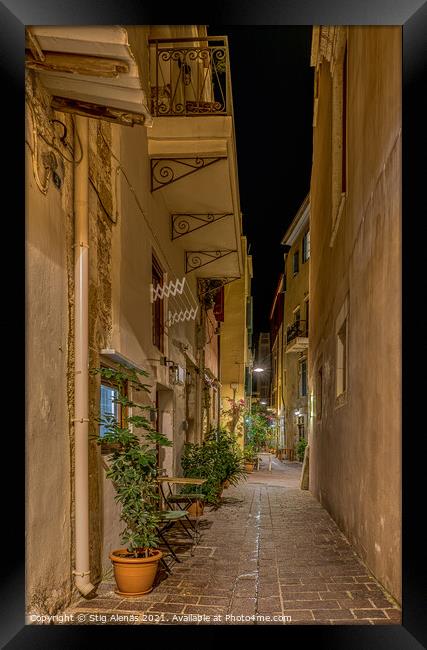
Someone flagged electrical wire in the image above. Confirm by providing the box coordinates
[89,177,116,224]
[25,103,51,195]
[25,97,84,196]
[26,97,83,165]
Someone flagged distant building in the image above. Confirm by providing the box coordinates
[309,26,401,604]
[269,197,310,458]
[219,239,253,445]
[282,196,310,451]
[253,332,271,406]
[269,275,285,451]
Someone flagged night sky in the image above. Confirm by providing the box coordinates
[209,26,314,341]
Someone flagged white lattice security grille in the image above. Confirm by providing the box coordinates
[150,277,186,302]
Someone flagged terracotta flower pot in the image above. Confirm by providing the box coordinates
[244,462,254,473]
[223,480,230,489]
[109,548,162,596]
[187,500,204,517]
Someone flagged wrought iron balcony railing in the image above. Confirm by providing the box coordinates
[286,320,308,345]
[148,36,231,117]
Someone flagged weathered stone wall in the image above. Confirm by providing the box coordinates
[87,118,116,583]
[308,27,401,603]
[25,70,74,614]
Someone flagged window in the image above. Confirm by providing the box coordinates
[99,372,127,440]
[293,250,299,275]
[335,295,349,401]
[294,307,301,326]
[152,254,164,352]
[100,384,119,437]
[299,359,307,397]
[302,231,310,262]
[317,365,323,420]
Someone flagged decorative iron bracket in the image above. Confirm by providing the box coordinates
[185,249,236,273]
[197,277,240,299]
[171,212,233,240]
[151,157,224,192]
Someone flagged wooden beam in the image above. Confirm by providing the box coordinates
[25,51,129,77]
[25,28,45,62]
[50,96,147,127]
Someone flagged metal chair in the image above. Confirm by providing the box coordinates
[156,510,194,563]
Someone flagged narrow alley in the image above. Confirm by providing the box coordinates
[22,22,403,639]
[63,459,401,626]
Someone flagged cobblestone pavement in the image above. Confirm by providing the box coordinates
[64,458,401,626]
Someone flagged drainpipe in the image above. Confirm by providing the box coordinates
[72,114,96,597]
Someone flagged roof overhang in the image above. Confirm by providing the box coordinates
[281,193,310,247]
[26,26,153,126]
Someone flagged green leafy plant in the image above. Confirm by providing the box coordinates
[245,405,276,452]
[206,427,246,487]
[91,364,172,557]
[181,427,246,505]
[243,442,257,463]
[295,437,308,462]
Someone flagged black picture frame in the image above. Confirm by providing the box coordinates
[2,0,426,647]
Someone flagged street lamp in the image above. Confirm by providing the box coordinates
[253,367,265,373]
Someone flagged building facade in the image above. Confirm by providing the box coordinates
[253,332,271,406]
[219,239,253,445]
[26,25,245,614]
[308,26,401,603]
[269,197,310,458]
[270,275,285,451]
[281,196,310,451]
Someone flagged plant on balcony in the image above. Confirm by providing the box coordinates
[295,437,308,462]
[91,364,172,596]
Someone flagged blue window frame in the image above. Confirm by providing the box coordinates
[100,383,120,437]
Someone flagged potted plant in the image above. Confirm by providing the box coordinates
[181,440,222,509]
[181,427,246,508]
[92,364,172,596]
[210,427,246,492]
[243,443,257,472]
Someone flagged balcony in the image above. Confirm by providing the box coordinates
[149,36,231,118]
[147,36,242,281]
[286,321,309,353]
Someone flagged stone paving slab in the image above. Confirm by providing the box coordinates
[62,459,401,626]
